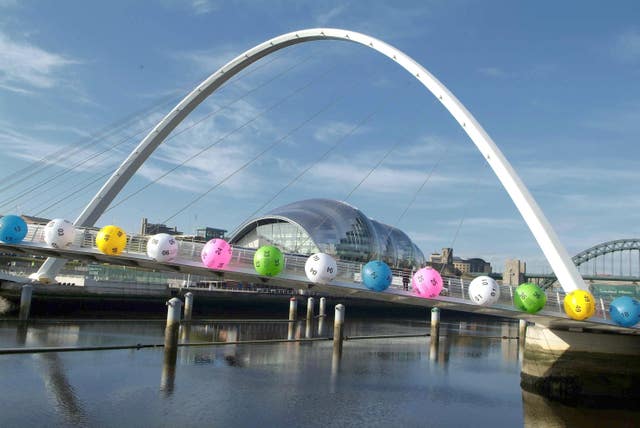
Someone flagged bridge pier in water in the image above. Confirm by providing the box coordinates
[521,324,640,408]
[183,292,193,321]
[161,297,182,395]
[429,308,440,361]
[333,304,345,357]
[306,297,314,321]
[288,297,297,321]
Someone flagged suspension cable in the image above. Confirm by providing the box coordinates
[286,81,415,253]
[239,109,375,223]
[32,52,312,218]
[16,53,293,216]
[439,165,486,275]
[33,171,113,217]
[387,144,450,240]
[0,51,287,197]
[160,73,350,225]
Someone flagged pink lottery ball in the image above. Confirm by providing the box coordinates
[412,267,443,298]
[201,238,233,269]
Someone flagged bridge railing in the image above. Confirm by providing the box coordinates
[19,224,614,319]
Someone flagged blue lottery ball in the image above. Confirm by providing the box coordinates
[0,215,27,243]
[609,296,640,327]
[362,260,392,291]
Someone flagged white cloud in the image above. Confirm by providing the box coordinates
[0,117,143,176]
[478,67,508,78]
[0,31,79,93]
[0,81,32,94]
[160,0,218,15]
[171,46,242,76]
[32,123,92,138]
[520,163,640,186]
[306,156,485,194]
[334,2,434,40]
[613,28,640,62]
[315,4,348,26]
[438,217,522,228]
[190,0,218,14]
[130,98,283,196]
[583,105,640,134]
[313,120,368,143]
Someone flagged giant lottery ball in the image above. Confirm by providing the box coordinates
[305,252,337,284]
[514,283,546,314]
[253,245,284,277]
[43,218,75,249]
[201,238,233,269]
[563,289,596,321]
[362,260,392,292]
[609,296,640,327]
[412,267,443,298]
[95,225,127,256]
[146,233,179,262]
[468,275,500,306]
[0,215,27,243]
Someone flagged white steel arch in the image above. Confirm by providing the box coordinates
[36,28,588,293]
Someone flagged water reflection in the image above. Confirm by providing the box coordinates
[14,324,88,426]
[318,317,326,336]
[429,334,439,362]
[287,321,294,340]
[0,318,636,426]
[330,347,340,393]
[160,324,179,396]
[522,390,640,427]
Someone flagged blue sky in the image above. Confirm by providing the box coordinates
[0,0,639,273]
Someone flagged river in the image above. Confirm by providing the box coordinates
[0,314,637,427]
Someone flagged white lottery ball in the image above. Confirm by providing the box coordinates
[44,218,76,248]
[305,252,337,284]
[468,275,500,305]
[146,233,179,262]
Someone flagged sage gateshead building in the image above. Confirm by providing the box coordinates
[229,199,426,269]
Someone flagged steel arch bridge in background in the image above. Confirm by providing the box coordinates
[541,238,640,289]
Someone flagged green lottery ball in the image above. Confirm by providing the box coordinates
[253,245,284,277]
[514,282,546,314]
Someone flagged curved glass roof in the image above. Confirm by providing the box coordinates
[230,199,425,268]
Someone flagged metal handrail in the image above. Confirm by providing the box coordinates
[20,224,613,319]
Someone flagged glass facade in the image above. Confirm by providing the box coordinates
[230,199,425,268]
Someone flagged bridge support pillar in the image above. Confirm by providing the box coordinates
[430,307,440,339]
[521,324,640,409]
[430,307,440,361]
[19,284,33,321]
[318,315,325,337]
[306,297,315,321]
[183,292,193,321]
[319,297,326,318]
[333,304,345,357]
[162,297,182,395]
[518,319,527,340]
[305,319,312,339]
[288,297,297,322]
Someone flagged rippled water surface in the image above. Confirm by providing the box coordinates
[0,315,637,427]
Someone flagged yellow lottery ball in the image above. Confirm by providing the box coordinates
[563,289,596,321]
[96,225,127,255]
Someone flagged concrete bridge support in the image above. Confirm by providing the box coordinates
[161,297,182,395]
[183,292,193,321]
[521,324,640,408]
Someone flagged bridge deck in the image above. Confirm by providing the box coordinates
[1,224,638,335]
